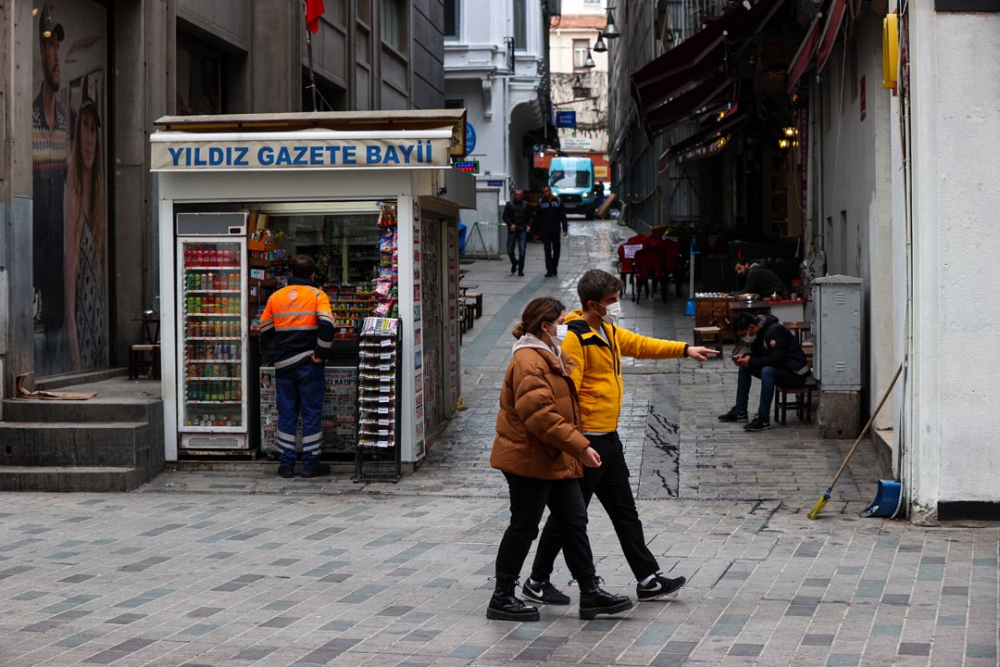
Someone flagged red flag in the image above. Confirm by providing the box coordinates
[305,0,325,33]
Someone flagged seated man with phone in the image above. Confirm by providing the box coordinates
[718,312,811,432]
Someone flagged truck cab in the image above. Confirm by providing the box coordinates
[549,157,596,218]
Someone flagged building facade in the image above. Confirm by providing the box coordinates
[605,0,1000,521]
[541,6,611,185]
[0,0,444,400]
[442,0,553,255]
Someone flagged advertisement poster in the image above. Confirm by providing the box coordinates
[411,202,425,459]
[32,1,109,376]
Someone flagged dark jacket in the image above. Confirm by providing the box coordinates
[745,314,810,376]
[260,276,335,373]
[534,196,568,237]
[741,264,787,296]
[491,334,590,480]
[502,199,533,231]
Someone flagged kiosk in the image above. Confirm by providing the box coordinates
[152,111,475,468]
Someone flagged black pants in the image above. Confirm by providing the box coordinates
[542,235,562,274]
[495,472,596,582]
[531,432,659,582]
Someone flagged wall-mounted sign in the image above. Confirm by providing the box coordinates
[151,135,452,171]
[560,137,592,151]
[487,179,505,188]
[465,122,477,155]
[555,111,577,128]
[454,160,480,174]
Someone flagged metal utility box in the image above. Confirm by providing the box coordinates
[812,275,863,390]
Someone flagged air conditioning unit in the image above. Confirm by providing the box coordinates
[549,0,562,16]
[812,275,862,390]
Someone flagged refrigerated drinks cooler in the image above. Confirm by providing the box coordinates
[176,213,249,450]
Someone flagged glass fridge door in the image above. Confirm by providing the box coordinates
[178,239,246,432]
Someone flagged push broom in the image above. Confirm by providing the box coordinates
[807,362,904,520]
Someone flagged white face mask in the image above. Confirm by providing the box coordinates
[548,324,568,347]
[742,334,756,344]
[600,301,622,325]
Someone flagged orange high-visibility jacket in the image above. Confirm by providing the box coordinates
[260,277,335,372]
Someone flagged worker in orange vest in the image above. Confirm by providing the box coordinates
[260,256,335,478]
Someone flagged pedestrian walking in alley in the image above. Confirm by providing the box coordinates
[260,255,335,479]
[535,186,568,277]
[489,296,633,622]
[502,188,532,277]
[718,312,811,432]
[526,269,718,605]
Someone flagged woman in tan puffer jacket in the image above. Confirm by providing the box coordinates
[487,297,632,623]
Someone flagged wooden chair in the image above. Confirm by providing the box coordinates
[783,321,811,346]
[773,380,818,425]
[129,344,161,379]
[465,291,483,319]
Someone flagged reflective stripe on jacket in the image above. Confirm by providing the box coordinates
[260,277,335,372]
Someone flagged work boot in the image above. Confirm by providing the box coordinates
[301,463,332,479]
[486,578,540,622]
[578,576,633,620]
[522,578,570,605]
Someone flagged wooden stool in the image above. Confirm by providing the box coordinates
[129,344,160,379]
[693,326,723,356]
[783,321,811,346]
[773,381,817,424]
[463,299,476,330]
[466,291,483,319]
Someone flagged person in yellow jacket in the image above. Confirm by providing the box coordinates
[523,269,718,607]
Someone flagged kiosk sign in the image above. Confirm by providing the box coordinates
[152,135,452,171]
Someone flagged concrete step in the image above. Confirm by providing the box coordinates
[34,367,129,392]
[0,422,153,468]
[2,399,155,424]
[0,466,141,492]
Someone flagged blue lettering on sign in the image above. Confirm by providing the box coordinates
[165,141,437,167]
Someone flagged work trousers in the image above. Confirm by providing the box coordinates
[531,432,659,582]
[736,365,807,419]
[542,234,562,274]
[276,361,325,471]
[495,472,596,583]
[507,229,527,272]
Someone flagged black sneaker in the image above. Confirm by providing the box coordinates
[518,270,524,277]
[718,407,749,422]
[744,415,771,432]
[277,467,295,479]
[522,579,570,606]
[301,463,332,478]
[636,574,686,601]
[511,265,517,274]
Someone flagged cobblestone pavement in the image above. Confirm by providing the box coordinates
[3,220,999,666]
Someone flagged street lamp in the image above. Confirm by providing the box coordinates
[593,31,608,53]
[603,9,620,39]
[584,49,596,68]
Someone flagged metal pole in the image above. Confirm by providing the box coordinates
[306,30,319,111]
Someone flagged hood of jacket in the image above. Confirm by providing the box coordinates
[513,333,570,375]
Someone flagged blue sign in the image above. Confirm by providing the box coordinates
[487,180,505,188]
[555,111,577,128]
[465,122,477,155]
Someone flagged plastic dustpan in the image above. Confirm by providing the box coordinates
[860,479,903,518]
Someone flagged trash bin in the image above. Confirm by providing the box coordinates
[458,222,468,258]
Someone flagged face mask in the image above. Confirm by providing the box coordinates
[548,324,568,347]
[742,334,756,344]
[600,301,622,325]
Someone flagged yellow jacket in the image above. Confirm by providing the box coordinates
[562,309,688,433]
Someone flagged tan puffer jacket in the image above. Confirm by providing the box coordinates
[490,334,592,480]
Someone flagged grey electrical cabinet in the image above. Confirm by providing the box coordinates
[812,275,863,390]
